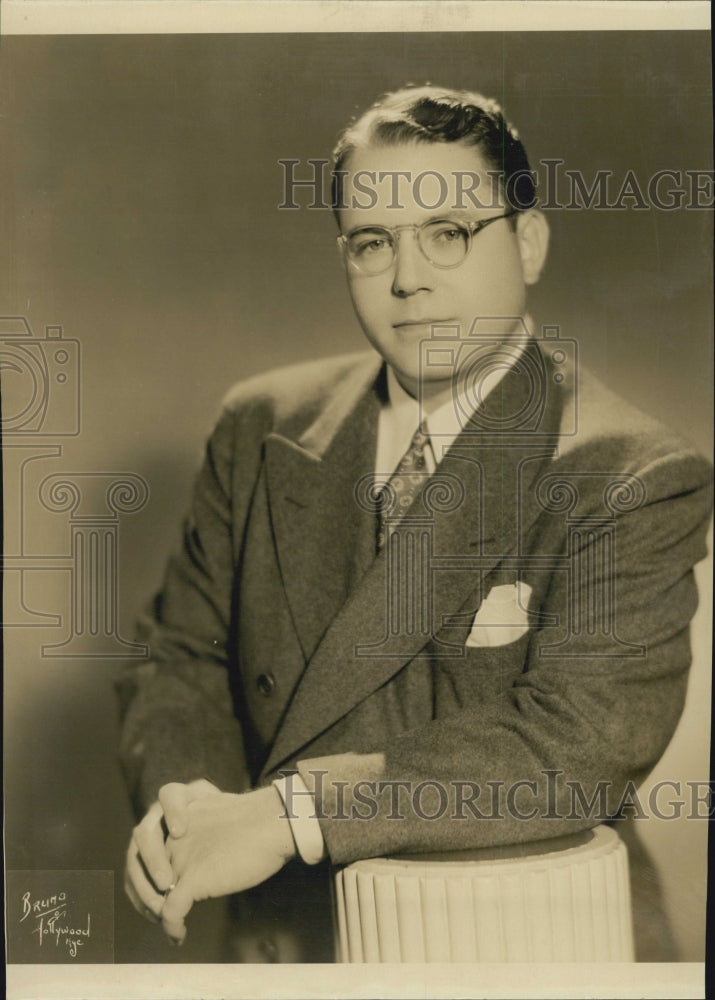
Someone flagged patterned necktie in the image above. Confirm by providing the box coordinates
[376,423,430,550]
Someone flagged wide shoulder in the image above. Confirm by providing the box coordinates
[557,365,711,487]
[218,351,379,432]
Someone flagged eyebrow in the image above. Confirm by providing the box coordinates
[356,212,474,226]
[344,211,485,234]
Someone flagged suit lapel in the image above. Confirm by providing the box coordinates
[265,358,383,664]
[433,338,564,622]
[263,339,564,776]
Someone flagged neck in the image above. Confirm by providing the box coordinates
[393,320,532,413]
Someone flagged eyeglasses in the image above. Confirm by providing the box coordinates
[337,211,517,275]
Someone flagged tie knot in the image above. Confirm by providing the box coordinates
[412,421,430,449]
[397,422,429,473]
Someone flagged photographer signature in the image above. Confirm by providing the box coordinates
[20,890,91,958]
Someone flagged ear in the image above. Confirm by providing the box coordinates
[515,209,550,285]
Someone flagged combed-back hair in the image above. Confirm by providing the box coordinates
[331,85,536,216]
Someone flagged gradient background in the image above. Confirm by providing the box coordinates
[2,31,712,963]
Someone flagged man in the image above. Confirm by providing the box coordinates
[118,86,712,962]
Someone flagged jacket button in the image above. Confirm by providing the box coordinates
[256,672,276,696]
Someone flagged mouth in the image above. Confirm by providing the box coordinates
[392,319,452,329]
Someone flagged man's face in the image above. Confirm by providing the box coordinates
[339,141,548,399]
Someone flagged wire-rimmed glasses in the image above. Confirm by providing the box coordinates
[337,211,517,275]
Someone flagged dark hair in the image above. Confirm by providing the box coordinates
[331,85,536,216]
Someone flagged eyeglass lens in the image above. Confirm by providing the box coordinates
[346,220,470,274]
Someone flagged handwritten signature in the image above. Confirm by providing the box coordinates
[21,891,91,958]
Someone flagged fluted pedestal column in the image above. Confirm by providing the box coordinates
[334,826,633,963]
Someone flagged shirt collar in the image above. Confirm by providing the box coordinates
[385,326,532,460]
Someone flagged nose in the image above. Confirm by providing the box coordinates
[391,230,434,297]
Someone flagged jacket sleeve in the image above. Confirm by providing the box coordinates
[297,450,713,864]
[116,401,255,818]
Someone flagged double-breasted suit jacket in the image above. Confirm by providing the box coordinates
[118,337,712,961]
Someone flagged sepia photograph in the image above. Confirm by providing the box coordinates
[2,3,712,998]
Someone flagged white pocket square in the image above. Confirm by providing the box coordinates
[466,582,533,648]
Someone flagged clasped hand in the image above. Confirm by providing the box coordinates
[125,779,296,944]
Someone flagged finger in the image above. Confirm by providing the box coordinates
[160,879,195,945]
[159,779,220,838]
[123,864,160,924]
[125,840,166,919]
[158,782,192,839]
[133,803,175,892]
